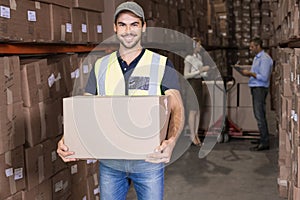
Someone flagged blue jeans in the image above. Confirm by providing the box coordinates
[99,160,164,200]
[251,87,269,146]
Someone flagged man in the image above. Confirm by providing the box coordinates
[57,2,184,200]
[241,37,273,151]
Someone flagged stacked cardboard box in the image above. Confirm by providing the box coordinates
[0,0,104,44]
[0,53,103,199]
[0,57,25,199]
[69,160,100,199]
[272,45,300,199]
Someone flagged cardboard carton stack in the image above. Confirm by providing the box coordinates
[270,1,300,199]
[213,0,235,47]
[0,57,26,200]
[0,0,104,44]
[231,0,274,65]
[0,51,102,199]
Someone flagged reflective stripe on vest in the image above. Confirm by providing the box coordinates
[94,50,167,96]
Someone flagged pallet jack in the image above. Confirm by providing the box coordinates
[203,76,260,143]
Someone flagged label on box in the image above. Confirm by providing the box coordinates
[94,188,100,195]
[87,160,97,164]
[71,164,78,174]
[35,2,41,9]
[71,69,80,79]
[5,168,13,177]
[63,180,69,190]
[66,23,72,33]
[52,151,57,162]
[83,65,89,74]
[27,10,37,22]
[97,25,102,33]
[48,73,55,87]
[0,6,10,19]
[81,24,87,33]
[14,168,23,180]
[55,180,63,192]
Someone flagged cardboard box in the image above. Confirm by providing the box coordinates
[21,179,52,200]
[64,95,171,159]
[70,179,88,200]
[30,0,73,8]
[20,58,50,107]
[73,53,102,96]
[238,83,252,107]
[3,191,22,200]
[23,102,47,147]
[59,54,79,94]
[0,1,51,42]
[86,11,103,43]
[50,4,73,42]
[101,0,126,40]
[280,63,293,97]
[0,146,25,200]
[72,0,104,12]
[0,1,24,41]
[25,140,54,190]
[51,168,71,200]
[45,99,63,139]
[0,56,22,106]
[87,173,100,200]
[24,1,52,42]
[0,102,25,155]
[46,55,68,99]
[237,107,258,131]
[71,8,88,43]
[70,160,99,184]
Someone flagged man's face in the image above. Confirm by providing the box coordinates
[114,12,145,49]
[249,42,260,55]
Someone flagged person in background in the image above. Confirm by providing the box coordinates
[241,37,273,151]
[56,2,184,200]
[184,37,210,146]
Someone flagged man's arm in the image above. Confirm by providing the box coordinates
[146,89,185,163]
[242,69,257,78]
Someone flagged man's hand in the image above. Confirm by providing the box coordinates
[146,89,184,164]
[57,137,78,162]
[145,137,176,163]
[242,69,256,78]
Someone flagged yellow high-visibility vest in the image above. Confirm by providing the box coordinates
[94,49,167,96]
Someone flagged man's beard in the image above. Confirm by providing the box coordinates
[117,33,141,49]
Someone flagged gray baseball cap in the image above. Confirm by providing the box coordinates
[114,2,145,22]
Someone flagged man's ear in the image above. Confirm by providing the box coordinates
[142,22,146,33]
[113,23,117,32]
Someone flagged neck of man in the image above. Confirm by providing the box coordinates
[119,44,143,65]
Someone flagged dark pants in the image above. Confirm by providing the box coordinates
[251,87,269,146]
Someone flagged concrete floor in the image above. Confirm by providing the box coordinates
[127,136,284,200]
[164,137,284,200]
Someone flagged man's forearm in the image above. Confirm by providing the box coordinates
[165,89,185,141]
